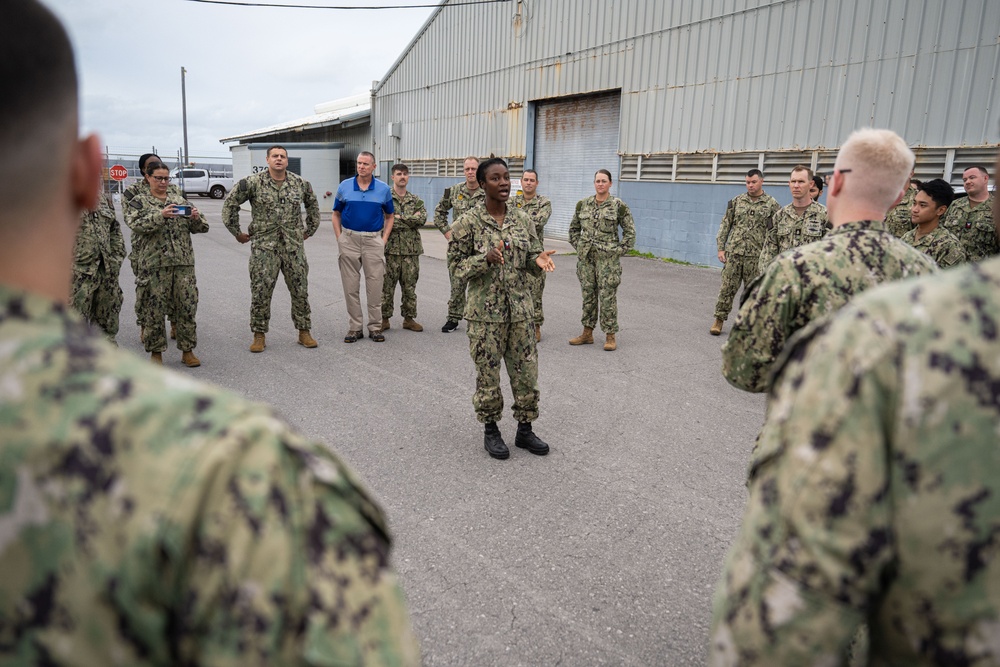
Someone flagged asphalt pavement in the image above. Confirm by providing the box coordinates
[115,196,765,666]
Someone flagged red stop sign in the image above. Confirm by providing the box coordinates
[109,164,129,181]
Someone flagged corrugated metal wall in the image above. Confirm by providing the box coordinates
[373,0,999,160]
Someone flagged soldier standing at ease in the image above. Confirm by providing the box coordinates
[710,169,779,336]
[883,169,916,237]
[447,158,557,460]
[757,165,830,272]
[942,165,997,262]
[568,169,636,351]
[71,187,125,343]
[511,169,552,342]
[437,156,486,332]
[901,178,966,268]
[122,152,180,342]
[382,163,427,332]
[223,145,320,352]
[710,149,1000,667]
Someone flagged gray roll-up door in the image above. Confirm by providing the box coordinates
[532,92,622,241]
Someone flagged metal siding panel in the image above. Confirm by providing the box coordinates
[534,94,622,240]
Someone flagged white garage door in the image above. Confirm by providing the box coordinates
[532,92,622,240]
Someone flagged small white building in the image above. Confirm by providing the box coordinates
[228,142,343,209]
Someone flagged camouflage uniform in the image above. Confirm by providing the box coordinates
[723,220,938,393]
[757,201,830,273]
[223,171,320,333]
[126,190,208,354]
[122,180,183,328]
[713,191,780,322]
[382,189,427,319]
[447,203,544,424]
[71,193,126,342]
[568,195,636,334]
[942,193,997,262]
[0,283,420,666]
[512,192,552,325]
[710,256,1000,667]
[883,184,917,237]
[901,223,967,268]
[436,182,486,322]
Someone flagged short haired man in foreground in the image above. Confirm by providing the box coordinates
[0,2,418,663]
[710,147,1000,667]
[723,129,937,393]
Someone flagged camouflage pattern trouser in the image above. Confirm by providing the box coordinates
[249,244,311,333]
[714,253,760,321]
[531,272,545,325]
[382,254,420,319]
[467,320,539,424]
[132,256,173,328]
[447,262,468,322]
[576,251,622,334]
[71,266,123,342]
[139,265,198,353]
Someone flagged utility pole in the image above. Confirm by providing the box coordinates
[181,66,189,166]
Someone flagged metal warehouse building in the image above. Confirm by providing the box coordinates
[372,0,999,266]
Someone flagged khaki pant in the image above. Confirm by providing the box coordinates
[337,228,386,332]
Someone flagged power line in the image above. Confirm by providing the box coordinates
[180,0,507,9]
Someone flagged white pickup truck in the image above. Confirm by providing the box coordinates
[170,168,234,199]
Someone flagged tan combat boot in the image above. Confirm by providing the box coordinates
[535,324,541,343]
[170,322,177,340]
[403,317,423,332]
[250,333,266,353]
[710,318,724,336]
[298,330,318,348]
[182,350,201,368]
[381,318,391,330]
[150,351,163,365]
[604,333,617,351]
[568,327,594,346]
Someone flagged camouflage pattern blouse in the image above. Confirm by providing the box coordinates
[711,256,1000,667]
[447,203,544,323]
[723,220,938,393]
[716,191,780,257]
[126,191,209,270]
[568,195,636,258]
[511,193,552,240]
[901,223,968,268]
[0,285,419,665]
[74,193,126,277]
[434,181,485,235]
[222,170,320,252]
[757,201,830,273]
[942,193,997,262]
[386,190,428,256]
[883,185,917,238]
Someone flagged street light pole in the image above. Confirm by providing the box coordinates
[181,66,189,167]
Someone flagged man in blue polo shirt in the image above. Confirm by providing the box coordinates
[333,151,395,342]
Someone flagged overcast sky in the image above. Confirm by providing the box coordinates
[45,0,438,160]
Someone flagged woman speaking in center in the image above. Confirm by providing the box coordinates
[447,158,557,461]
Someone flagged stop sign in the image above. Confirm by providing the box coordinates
[109,164,128,181]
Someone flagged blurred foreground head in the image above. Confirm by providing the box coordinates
[828,128,914,221]
[0,0,100,230]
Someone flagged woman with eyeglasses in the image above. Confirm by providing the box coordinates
[125,162,208,366]
[122,153,183,343]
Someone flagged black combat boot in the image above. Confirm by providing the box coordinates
[484,422,509,460]
[514,422,549,456]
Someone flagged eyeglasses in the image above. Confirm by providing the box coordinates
[822,169,852,185]
[151,176,171,183]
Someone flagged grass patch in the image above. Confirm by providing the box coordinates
[626,249,696,266]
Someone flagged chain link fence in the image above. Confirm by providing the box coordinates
[101,146,233,194]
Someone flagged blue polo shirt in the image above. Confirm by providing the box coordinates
[333,176,394,232]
